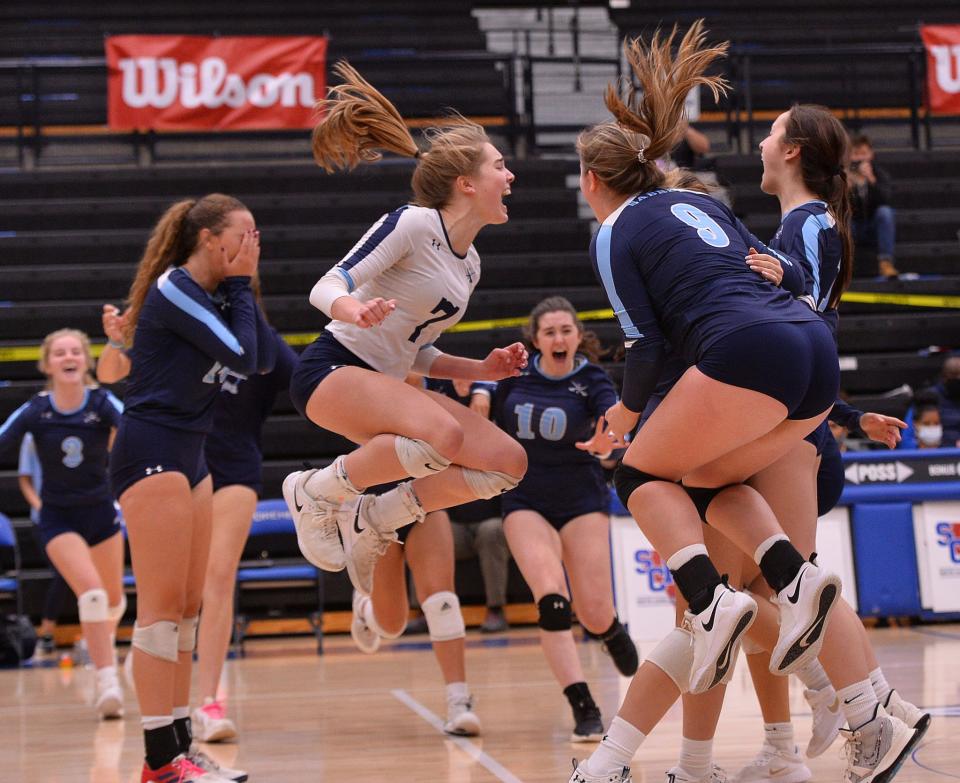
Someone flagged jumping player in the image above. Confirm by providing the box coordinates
[282,63,527,595]
[0,330,125,718]
[569,24,919,783]
[492,296,637,742]
[109,194,271,783]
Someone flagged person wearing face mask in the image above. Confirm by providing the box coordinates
[913,402,944,449]
[927,357,960,447]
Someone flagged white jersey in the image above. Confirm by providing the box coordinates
[312,205,481,378]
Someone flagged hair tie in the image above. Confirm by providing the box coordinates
[637,148,647,164]
[414,149,422,159]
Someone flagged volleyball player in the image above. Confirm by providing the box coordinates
[490,296,636,741]
[282,63,527,596]
[109,194,272,782]
[0,330,125,718]
[569,24,919,783]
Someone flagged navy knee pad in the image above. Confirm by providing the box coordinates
[683,483,739,523]
[537,593,572,632]
[613,463,674,509]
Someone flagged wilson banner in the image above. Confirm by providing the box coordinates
[106,35,327,130]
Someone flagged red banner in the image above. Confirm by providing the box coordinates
[921,25,960,115]
[106,35,327,130]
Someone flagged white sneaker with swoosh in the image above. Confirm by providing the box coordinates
[283,470,345,572]
[336,495,397,596]
[688,583,757,694]
[734,744,810,783]
[666,763,729,783]
[805,685,844,757]
[769,559,841,676]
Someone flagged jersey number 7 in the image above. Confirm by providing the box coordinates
[408,297,461,342]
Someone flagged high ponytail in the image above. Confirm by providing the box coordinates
[123,193,248,344]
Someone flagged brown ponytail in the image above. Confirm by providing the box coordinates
[123,193,248,344]
[784,104,853,309]
[578,21,729,197]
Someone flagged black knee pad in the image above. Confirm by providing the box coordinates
[537,593,572,632]
[683,483,739,523]
[613,463,674,509]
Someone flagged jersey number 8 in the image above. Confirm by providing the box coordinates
[670,203,730,248]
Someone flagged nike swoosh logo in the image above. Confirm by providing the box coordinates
[828,697,841,713]
[701,592,723,632]
[425,462,443,472]
[293,484,304,513]
[786,565,809,604]
[353,498,365,535]
[770,766,788,776]
[844,694,862,704]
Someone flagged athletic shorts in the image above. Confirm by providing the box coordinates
[38,498,121,548]
[289,332,376,418]
[804,419,832,455]
[697,319,839,420]
[501,464,610,530]
[110,416,209,499]
[816,432,845,517]
[206,441,263,494]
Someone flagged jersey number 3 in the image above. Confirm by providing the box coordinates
[408,297,461,343]
[670,203,730,248]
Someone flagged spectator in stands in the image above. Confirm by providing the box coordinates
[925,355,960,447]
[0,330,125,718]
[849,133,899,278]
[17,433,71,656]
[671,121,711,169]
[108,194,271,783]
[492,296,637,743]
[913,401,943,449]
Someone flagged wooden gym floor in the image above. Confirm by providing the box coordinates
[1,624,956,782]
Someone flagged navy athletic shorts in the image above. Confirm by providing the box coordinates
[697,319,839,420]
[289,332,376,418]
[804,419,832,455]
[110,416,209,499]
[38,498,121,548]
[206,437,263,494]
[501,464,610,531]
[816,431,845,517]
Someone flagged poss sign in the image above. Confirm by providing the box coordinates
[106,35,327,130]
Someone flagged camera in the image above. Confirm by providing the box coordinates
[849,160,862,172]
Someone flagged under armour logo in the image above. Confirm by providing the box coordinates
[465,267,475,283]
[553,601,564,610]
[83,412,101,424]
[431,238,443,251]
[569,381,588,397]
[145,465,164,476]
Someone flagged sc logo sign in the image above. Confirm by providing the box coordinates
[634,549,674,593]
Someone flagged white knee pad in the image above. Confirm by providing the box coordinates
[646,627,695,693]
[395,437,451,478]
[107,594,127,623]
[461,468,521,500]
[132,621,179,662]
[78,588,109,623]
[178,616,199,652]
[422,591,466,643]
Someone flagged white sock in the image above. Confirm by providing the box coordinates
[869,667,892,703]
[677,737,712,779]
[585,716,645,775]
[796,659,831,692]
[763,722,794,752]
[836,678,879,729]
[753,534,788,565]
[172,705,189,720]
[96,664,118,684]
[365,482,425,534]
[304,456,361,502]
[142,714,173,731]
[446,681,469,702]
[666,544,709,571]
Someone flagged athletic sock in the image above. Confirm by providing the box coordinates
[304,455,361,501]
[678,736,713,779]
[869,667,892,703]
[667,545,722,614]
[796,659,832,691]
[837,678,880,729]
[143,719,179,770]
[364,481,425,534]
[756,536,807,594]
[585,716,646,776]
[763,722,795,753]
[172,706,191,754]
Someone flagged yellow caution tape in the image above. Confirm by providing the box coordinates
[0,294,956,365]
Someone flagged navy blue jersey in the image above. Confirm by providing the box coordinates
[593,188,819,410]
[121,268,272,433]
[493,355,618,469]
[0,388,122,505]
[206,329,298,460]
[769,200,842,335]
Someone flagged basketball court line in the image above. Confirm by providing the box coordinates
[912,738,960,779]
[391,688,525,783]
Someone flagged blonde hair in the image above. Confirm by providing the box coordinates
[312,61,491,209]
[38,328,97,388]
[123,194,248,344]
[578,20,729,196]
